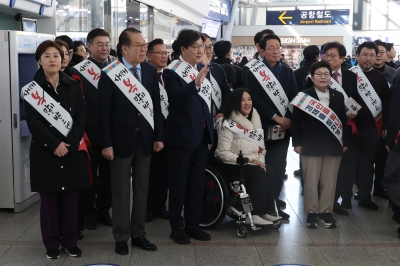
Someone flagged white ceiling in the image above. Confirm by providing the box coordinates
[239,0,352,7]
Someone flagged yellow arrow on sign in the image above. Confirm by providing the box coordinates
[279,11,292,25]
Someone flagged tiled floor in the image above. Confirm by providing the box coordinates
[1,146,400,266]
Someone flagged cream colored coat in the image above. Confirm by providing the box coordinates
[215,108,266,165]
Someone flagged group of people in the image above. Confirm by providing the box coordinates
[22,25,400,260]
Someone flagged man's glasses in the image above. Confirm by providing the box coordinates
[190,44,206,51]
[323,54,338,59]
[264,46,282,52]
[129,43,148,50]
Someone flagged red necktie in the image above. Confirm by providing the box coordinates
[157,72,163,86]
[333,71,339,84]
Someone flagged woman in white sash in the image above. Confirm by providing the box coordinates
[292,61,348,229]
[215,88,281,225]
[23,41,89,259]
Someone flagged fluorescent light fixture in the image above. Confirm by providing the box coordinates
[325,5,351,10]
[135,18,139,20]
[297,6,325,10]
[267,7,295,11]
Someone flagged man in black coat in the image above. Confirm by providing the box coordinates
[162,30,214,244]
[98,28,164,255]
[246,34,298,219]
[213,40,243,89]
[70,28,115,231]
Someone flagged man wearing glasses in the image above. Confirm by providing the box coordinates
[246,34,298,220]
[348,41,391,210]
[163,29,213,244]
[145,38,170,222]
[70,28,115,233]
[98,28,164,255]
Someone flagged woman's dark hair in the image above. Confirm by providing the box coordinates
[35,40,64,62]
[176,29,205,54]
[55,35,73,50]
[54,40,68,60]
[73,40,86,52]
[310,60,332,76]
[323,42,347,58]
[238,56,249,68]
[356,41,379,55]
[224,88,253,120]
[214,40,232,58]
[116,28,142,58]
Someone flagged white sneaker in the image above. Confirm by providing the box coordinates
[260,213,282,222]
[245,215,273,225]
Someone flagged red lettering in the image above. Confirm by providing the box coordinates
[190,73,196,80]
[31,91,46,105]
[123,78,138,93]
[87,67,100,80]
[259,70,270,81]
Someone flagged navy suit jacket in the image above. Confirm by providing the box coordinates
[292,87,349,156]
[98,60,164,157]
[387,78,400,152]
[209,62,231,114]
[162,63,214,150]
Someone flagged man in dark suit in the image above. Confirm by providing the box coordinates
[307,42,362,213]
[98,28,164,255]
[246,34,298,219]
[69,28,114,231]
[202,33,232,120]
[162,29,214,244]
[242,29,275,87]
[145,38,169,222]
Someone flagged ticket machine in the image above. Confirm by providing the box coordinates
[0,31,54,212]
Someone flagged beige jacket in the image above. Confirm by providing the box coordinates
[215,108,266,165]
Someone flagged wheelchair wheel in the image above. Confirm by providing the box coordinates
[237,225,247,238]
[200,165,229,229]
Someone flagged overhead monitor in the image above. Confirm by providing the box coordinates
[26,0,53,7]
[21,18,37,33]
[201,18,220,39]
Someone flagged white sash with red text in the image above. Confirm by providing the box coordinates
[350,66,383,134]
[159,82,169,119]
[306,73,348,100]
[245,59,288,116]
[21,81,73,137]
[168,60,212,111]
[289,92,343,146]
[209,73,222,110]
[73,60,101,89]
[215,117,265,151]
[103,60,154,129]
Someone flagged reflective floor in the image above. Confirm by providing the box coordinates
[0,146,400,266]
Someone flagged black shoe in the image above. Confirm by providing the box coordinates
[84,215,97,230]
[278,209,290,220]
[354,191,360,200]
[276,199,286,208]
[46,248,60,259]
[293,169,302,177]
[358,199,378,210]
[131,235,157,251]
[115,241,129,255]
[333,202,349,216]
[392,215,400,224]
[145,211,154,222]
[185,226,211,241]
[170,228,190,244]
[96,211,112,226]
[373,191,389,200]
[318,213,336,228]
[306,213,318,228]
[154,210,169,219]
[65,246,82,257]
[283,174,288,179]
[341,199,352,209]
[78,231,83,240]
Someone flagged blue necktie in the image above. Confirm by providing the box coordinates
[131,66,140,82]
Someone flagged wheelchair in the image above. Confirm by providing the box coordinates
[200,152,281,238]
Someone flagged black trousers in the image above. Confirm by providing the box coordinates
[85,144,112,214]
[339,128,379,201]
[374,137,389,195]
[265,134,290,200]
[383,151,400,208]
[222,164,275,215]
[167,135,209,230]
[147,148,169,213]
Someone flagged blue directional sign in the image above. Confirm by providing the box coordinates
[266,10,350,25]
[208,0,231,22]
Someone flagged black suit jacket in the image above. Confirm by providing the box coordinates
[209,62,232,114]
[98,60,164,157]
[162,63,214,150]
[292,87,349,156]
[387,78,400,152]
[294,61,314,92]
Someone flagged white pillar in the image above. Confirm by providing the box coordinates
[223,0,239,41]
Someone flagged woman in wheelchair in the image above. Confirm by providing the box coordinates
[215,88,281,226]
